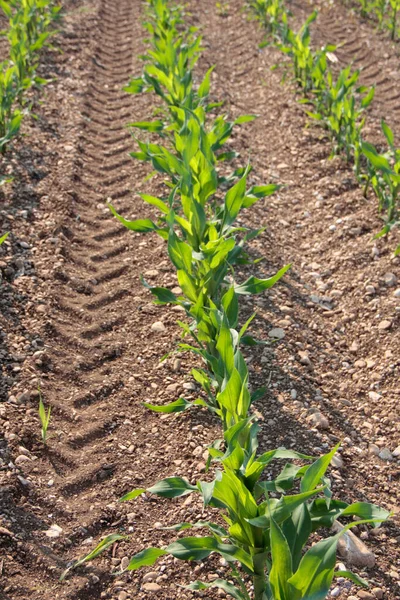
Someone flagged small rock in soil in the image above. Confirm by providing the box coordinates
[142,583,161,592]
[379,448,393,461]
[308,411,329,429]
[378,320,392,331]
[383,272,397,286]
[151,321,165,332]
[268,327,285,339]
[143,572,158,583]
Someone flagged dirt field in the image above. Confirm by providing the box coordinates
[0,0,399,599]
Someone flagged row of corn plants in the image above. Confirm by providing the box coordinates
[248,0,399,254]
[352,0,400,40]
[0,0,60,176]
[62,1,390,598]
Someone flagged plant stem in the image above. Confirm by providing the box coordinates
[252,552,267,600]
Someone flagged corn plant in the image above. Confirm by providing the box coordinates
[308,66,374,169]
[0,232,9,244]
[0,62,22,153]
[247,0,288,35]
[66,436,389,599]
[362,120,400,253]
[38,391,51,444]
[275,12,335,95]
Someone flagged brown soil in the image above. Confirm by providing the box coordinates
[0,0,399,599]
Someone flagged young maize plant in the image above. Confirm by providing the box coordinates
[65,431,390,599]
[275,12,334,95]
[247,0,288,36]
[0,232,9,245]
[0,0,60,153]
[308,66,375,169]
[109,0,291,433]
[355,0,400,38]
[0,62,22,154]
[362,120,400,254]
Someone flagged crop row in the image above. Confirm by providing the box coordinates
[0,0,60,182]
[61,1,391,598]
[248,0,399,256]
[352,0,400,40]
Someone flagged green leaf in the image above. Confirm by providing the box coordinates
[140,194,169,214]
[168,233,193,274]
[144,398,192,413]
[119,488,146,502]
[336,570,368,588]
[60,534,126,580]
[148,477,197,498]
[382,120,395,148]
[128,120,164,132]
[198,65,215,98]
[166,537,254,571]
[300,444,340,493]
[0,232,9,245]
[127,548,167,571]
[235,264,291,295]
[269,517,294,600]
[362,143,392,174]
[234,115,257,124]
[108,204,159,233]
[141,278,179,304]
[185,579,247,599]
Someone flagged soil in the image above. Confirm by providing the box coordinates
[0,0,399,599]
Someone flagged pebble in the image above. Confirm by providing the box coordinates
[172,358,181,371]
[15,455,31,466]
[383,272,397,286]
[378,320,392,331]
[143,572,158,583]
[394,288,400,298]
[118,592,128,600]
[17,392,30,404]
[290,389,297,400]
[298,351,311,366]
[182,382,196,391]
[357,591,374,599]
[393,446,400,457]
[308,411,329,429]
[372,588,383,599]
[331,454,343,469]
[368,391,381,402]
[19,241,30,249]
[142,583,161,592]
[330,587,340,597]
[120,557,129,570]
[369,444,380,456]
[378,448,393,461]
[151,321,165,332]
[365,285,375,295]
[45,524,63,538]
[268,327,285,339]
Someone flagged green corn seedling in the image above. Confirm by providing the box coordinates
[0,62,22,153]
[362,120,400,252]
[0,232,10,244]
[247,0,288,36]
[38,391,51,444]
[308,66,374,169]
[66,438,390,599]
